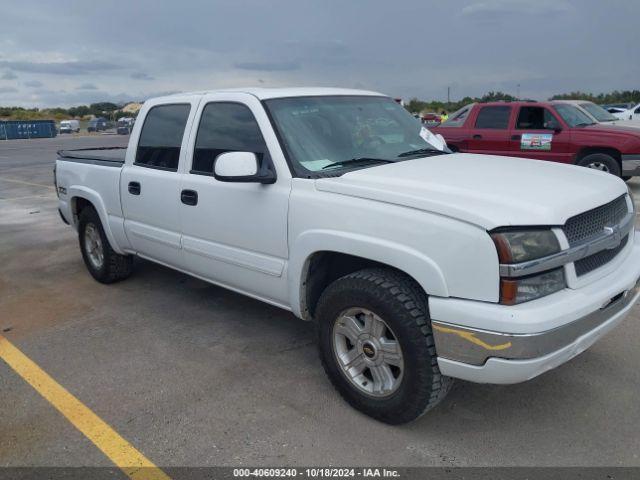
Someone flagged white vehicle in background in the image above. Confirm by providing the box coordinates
[59,120,80,134]
[555,100,640,128]
[54,88,640,424]
[612,103,640,122]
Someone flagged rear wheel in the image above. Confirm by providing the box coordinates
[576,153,621,177]
[316,268,453,424]
[78,206,133,283]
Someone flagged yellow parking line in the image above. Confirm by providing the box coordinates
[0,335,171,480]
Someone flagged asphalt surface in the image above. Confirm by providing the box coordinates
[1,135,640,468]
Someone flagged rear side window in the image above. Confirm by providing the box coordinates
[192,102,268,175]
[474,106,511,129]
[135,104,191,171]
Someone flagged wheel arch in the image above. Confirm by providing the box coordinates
[575,146,622,168]
[69,187,125,255]
[288,231,448,320]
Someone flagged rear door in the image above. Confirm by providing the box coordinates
[464,105,513,155]
[120,97,200,267]
[509,106,572,163]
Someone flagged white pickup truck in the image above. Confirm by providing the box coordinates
[55,88,640,424]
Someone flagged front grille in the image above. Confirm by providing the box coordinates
[575,234,629,276]
[563,195,628,246]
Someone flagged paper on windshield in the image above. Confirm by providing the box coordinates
[420,126,447,151]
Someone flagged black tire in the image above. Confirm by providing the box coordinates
[316,268,453,424]
[78,206,133,284]
[576,153,621,177]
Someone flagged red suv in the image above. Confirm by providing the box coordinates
[431,101,640,178]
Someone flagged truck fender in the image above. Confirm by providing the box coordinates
[68,186,126,255]
[288,229,448,319]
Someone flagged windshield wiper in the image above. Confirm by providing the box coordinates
[575,122,596,127]
[397,147,447,158]
[321,157,394,170]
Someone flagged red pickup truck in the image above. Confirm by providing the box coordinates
[431,101,640,178]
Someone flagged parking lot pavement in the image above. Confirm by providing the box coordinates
[1,136,640,469]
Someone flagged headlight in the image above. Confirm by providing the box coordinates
[490,229,565,305]
[490,229,560,263]
[499,268,565,305]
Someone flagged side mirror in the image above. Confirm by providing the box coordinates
[213,151,276,184]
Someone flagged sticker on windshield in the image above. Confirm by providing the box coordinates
[420,126,446,151]
[521,133,552,151]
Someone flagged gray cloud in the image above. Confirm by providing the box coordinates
[461,0,573,17]
[0,86,19,94]
[2,71,18,80]
[76,83,98,90]
[0,60,121,75]
[131,72,154,81]
[234,61,300,72]
[24,80,43,88]
[0,0,637,107]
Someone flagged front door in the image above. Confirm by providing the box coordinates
[508,106,572,163]
[120,100,198,267]
[178,93,291,306]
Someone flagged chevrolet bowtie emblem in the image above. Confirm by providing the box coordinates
[603,225,622,249]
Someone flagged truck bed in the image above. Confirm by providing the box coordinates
[57,147,127,167]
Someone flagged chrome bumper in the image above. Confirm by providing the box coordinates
[432,277,640,366]
[622,154,640,176]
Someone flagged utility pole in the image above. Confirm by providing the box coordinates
[517,84,520,99]
[447,86,450,104]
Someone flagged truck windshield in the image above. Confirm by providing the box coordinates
[264,95,443,174]
[579,102,618,122]
[553,104,596,127]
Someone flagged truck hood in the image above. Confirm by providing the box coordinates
[315,153,628,229]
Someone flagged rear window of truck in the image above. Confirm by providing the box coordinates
[474,106,511,129]
[135,104,191,171]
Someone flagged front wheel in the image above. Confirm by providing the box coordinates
[576,153,621,177]
[316,268,453,424]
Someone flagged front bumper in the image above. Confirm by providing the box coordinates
[622,154,640,176]
[430,233,640,384]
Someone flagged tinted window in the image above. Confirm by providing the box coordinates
[474,106,511,129]
[192,102,268,174]
[439,104,472,127]
[135,104,191,171]
[516,107,560,130]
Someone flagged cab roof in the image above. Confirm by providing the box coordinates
[153,87,385,102]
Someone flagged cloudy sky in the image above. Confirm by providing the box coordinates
[0,0,638,107]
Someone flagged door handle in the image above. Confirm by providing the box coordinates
[181,189,198,206]
[511,134,521,140]
[472,134,482,139]
[128,181,141,195]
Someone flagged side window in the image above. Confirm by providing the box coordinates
[439,105,471,127]
[474,106,511,129]
[135,104,191,171]
[516,107,559,130]
[192,102,268,175]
